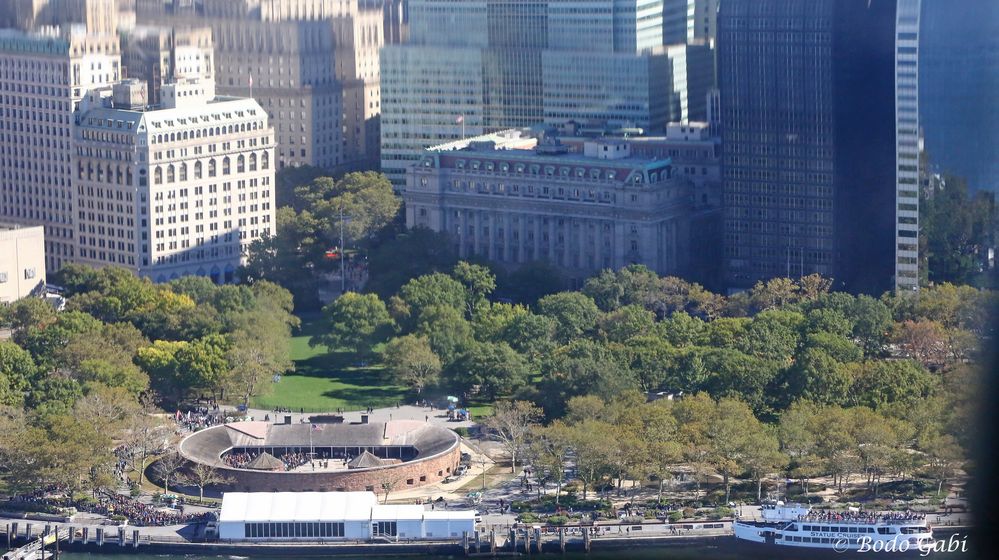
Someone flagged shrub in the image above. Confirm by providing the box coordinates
[682,507,696,519]
[709,506,733,520]
[518,512,540,523]
[510,500,532,513]
[669,511,683,523]
[454,427,470,438]
[547,515,570,526]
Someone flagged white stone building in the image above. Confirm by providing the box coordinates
[72,78,276,282]
[404,130,693,285]
[0,26,121,271]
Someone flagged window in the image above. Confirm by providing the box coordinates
[209,159,217,177]
[373,521,397,537]
[262,151,270,169]
[223,157,231,175]
[23,268,36,280]
[0,272,7,283]
[194,161,202,179]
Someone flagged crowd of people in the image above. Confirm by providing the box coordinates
[77,493,203,526]
[799,509,927,524]
[221,450,312,471]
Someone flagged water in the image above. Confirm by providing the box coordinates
[53,542,977,560]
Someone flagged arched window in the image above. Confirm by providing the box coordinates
[208,159,216,177]
[249,153,257,171]
[179,163,187,181]
[153,166,162,184]
[194,161,202,179]
[237,155,245,173]
[222,156,231,175]
[261,151,269,170]
[167,164,175,183]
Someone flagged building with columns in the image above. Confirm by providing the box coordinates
[403,130,693,285]
[0,26,121,271]
[72,78,276,282]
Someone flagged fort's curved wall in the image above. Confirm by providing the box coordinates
[178,423,462,492]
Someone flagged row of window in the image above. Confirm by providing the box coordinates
[243,522,344,539]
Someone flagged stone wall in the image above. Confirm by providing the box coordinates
[206,442,461,493]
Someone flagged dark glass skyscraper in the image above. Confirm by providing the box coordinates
[719,0,918,294]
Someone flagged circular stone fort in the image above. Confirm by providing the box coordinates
[178,418,461,493]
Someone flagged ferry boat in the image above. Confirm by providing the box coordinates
[733,502,934,554]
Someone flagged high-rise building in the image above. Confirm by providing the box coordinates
[381,0,671,186]
[663,0,689,45]
[718,0,918,294]
[919,0,999,194]
[0,27,121,271]
[0,0,120,34]
[136,0,385,172]
[686,0,718,46]
[120,25,214,105]
[72,78,276,282]
[664,42,714,122]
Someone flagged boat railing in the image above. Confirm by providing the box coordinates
[793,517,928,526]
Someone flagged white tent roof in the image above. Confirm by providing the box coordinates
[220,492,379,523]
[371,504,425,520]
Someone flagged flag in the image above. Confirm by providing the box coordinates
[455,114,464,124]
[311,423,323,432]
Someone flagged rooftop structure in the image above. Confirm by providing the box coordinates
[218,491,475,540]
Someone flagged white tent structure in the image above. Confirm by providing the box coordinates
[218,492,475,541]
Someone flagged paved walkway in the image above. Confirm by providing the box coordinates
[244,404,477,430]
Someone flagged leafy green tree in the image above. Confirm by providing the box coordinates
[742,425,788,502]
[0,341,35,407]
[702,348,781,416]
[597,304,657,343]
[802,331,863,364]
[311,292,394,353]
[920,173,996,286]
[367,227,459,300]
[452,261,496,315]
[528,421,573,504]
[704,317,750,349]
[706,397,758,504]
[226,325,293,406]
[446,342,529,399]
[536,292,600,343]
[399,273,468,323]
[641,401,684,501]
[785,348,852,406]
[538,340,636,417]
[778,401,822,493]
[18,311,103,368]
[569,419,615,500]
[473,302,529,343]
[738,309,804,363]
[625,335,675,392]
[849,295,893,356]
[501,312,557,363]
[3,297,57,338]
[849,360,937,409]
[750,277,799,311]
[381,335,442,394]
[415,305,475,366]
[660,311,705,347]
[922,433,964,497]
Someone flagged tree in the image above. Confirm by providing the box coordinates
[660,312,705,347]
[785,348,852,406]
[367,227,459,300]
[738,309,804,364]
[311,292,394,353]
[849,360,936,409]
[706,397,758,504]
[483,401,542,473]
[121,412,170,485]
[399,273,468,323]
[849,295,893,356]
[447,342,529,399]
[568,419,615,500]
[750,278,799,311]
[890,320,947,367]
[452,261,496,316]
[641,401,684,501]
[536,292,600,343]
[920,173,995,285]
[381,335,442,394]
[597,304,656,343]
[742,426,787,503]
[73,385,142,441]
[922,433,964,497]
[528,422,573,504]
[153,452,186,494]
[181,463,233,501]
[778,401,822,494]
[0,341,35,407]
[702,348,781,416]
[415,305,474,366]
[226,324,293,406]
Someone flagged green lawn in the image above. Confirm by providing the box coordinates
[251,315,408,413]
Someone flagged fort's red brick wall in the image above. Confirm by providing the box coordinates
[202,443,461,493]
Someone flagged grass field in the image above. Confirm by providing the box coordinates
[251,315,408,412]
